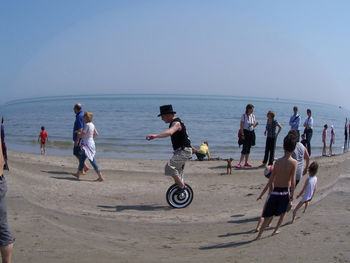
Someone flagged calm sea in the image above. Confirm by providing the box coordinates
[1,94,349,160]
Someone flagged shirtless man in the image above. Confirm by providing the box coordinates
[255,134,297,240]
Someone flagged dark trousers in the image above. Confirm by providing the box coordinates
[263,137,276,165]
[305,128,313,156]
[195,152,206,161]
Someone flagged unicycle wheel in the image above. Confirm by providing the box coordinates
[166,183,193,208]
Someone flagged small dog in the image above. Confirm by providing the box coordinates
[227,158,233,174]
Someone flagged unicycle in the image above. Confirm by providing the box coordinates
[166,166,193,209]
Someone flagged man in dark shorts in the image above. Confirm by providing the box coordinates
[255,134,297,240]
[73,104,88,174]
[146,105,192,190]
[0,140,14,262]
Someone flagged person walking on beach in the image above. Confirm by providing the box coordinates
[1,117,9,171]
[236,104,259,168]
[75,111,104,181]
[322,124,328,156]
[255,134,297,240]
[289,106,301,140]
[260,111,282,167]
[289,130,309,186]
[0,140,15,263]
[146,105,192,191]
[303,109,313,156]
[73,104,88,174]
[344,118,348,153]
[329,125,335,156]
[38,126,48,155]
[292,161,318,224]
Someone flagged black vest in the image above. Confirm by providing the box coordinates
[169,118,191,150]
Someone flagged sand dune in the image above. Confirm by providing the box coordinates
[4,151,350,262]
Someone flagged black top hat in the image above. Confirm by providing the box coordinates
[158,105,176,117]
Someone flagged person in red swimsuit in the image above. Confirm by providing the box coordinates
[38,126,49,155]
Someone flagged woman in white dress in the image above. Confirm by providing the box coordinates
[75,111,104,182]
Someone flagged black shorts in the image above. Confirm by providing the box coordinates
[262,187,290,218]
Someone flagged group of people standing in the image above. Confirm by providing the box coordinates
[236,104,315,169]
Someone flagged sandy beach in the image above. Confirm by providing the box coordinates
[3,150,350,262]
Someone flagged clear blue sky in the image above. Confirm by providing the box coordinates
[1,0,349,106]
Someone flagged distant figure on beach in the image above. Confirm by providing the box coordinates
[329,125,335,156]
[146,105,192,191]
[75,111,104,182]
[73,104,89,174]
[1,117,9,171]
[38,126,48,155]
[0,140,15,262]
[322,124,328,156]
[303,109,313,156]
[289,130,309,186]
[344,118,348,152]
[194,141,210,161]
[292,161,318,224]
[255,134,297,240]
[236,104,258,168]
[260,111,282,167]
[289,106,301,140]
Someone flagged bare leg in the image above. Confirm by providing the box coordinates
[1,243,13,263]
[239,154,244,165]
[83,164,89,174]
[272,212,287,235]
[255,217,264,232]
[244,154,249,165]
[303,202,308,213]
[292,201,304,223]
[95,171,104,182]
[172,175,185,189]
[255,216,273,240]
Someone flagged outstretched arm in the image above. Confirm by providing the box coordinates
[257,168,275,200]
[146,122,181,140]
[276,122,282,138]
[303,148,310,175]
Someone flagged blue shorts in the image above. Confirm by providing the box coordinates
[0,175,15,246]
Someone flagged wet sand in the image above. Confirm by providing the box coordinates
[4,151,350,262]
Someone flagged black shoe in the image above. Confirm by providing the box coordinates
[3,164,9,171]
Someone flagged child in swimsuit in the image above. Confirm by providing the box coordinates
[329,125,335,156]
[322,124,327,156]
[38,126,48,155]
[291,161,318,223]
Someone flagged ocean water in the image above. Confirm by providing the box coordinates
[1,94,349,160]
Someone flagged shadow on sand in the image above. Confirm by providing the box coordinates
[200,240,253,250]
[97,205,171,212]
[42,170,72,175]
[228,216,260,224]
